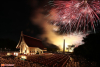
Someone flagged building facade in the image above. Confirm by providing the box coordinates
[16,32,47,55]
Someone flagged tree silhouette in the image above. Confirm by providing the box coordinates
[0,38,17,51]
[74,32,100,63]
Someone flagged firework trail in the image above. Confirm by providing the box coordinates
[47,0,100,33]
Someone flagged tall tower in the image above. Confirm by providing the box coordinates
[63,39,65,54]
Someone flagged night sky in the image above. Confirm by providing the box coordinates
[0,0,49,43]
[0,0,100,47]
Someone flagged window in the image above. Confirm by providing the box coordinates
[25,50,26,53]
[36,51,39,54]
[25,47,26,53]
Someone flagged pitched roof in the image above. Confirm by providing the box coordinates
[16,32,46,50]
[23,35,45,50]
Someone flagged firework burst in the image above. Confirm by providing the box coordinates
[48,0,100,33]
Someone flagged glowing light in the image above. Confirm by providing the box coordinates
[53,26,59,31]
[14,52,18,56]
[7,53,11,56]
[24,52,26,54]
[55,32,85,52]
[21,56,27,59]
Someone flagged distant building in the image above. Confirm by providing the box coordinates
[16,32,47,55]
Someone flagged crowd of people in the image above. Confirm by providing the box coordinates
[0,52,7,57]
[0,54,70,67]
[68,54,97,67]
[0,53,98,67]
[27,54,70,67]
[0,57,39,67]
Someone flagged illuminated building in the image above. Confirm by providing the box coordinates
[16,32,47,55]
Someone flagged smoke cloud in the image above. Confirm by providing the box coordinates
[30,0,86,51]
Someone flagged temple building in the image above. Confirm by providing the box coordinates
[16,32,47,55]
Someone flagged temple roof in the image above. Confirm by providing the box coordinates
[16,32,46,50]
[23,35,45,49]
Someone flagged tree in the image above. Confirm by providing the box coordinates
[73,32,100,66]
[0,38,17,51]
[46,44,60,52]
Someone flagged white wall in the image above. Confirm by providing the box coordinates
[19,39,43,54]
[20,41,29,54]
